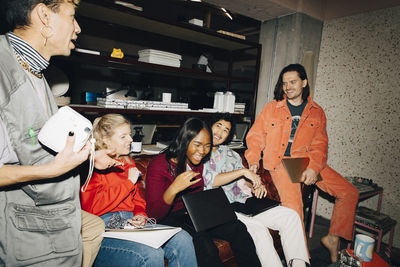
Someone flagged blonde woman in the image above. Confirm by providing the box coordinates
[81,114,197,267]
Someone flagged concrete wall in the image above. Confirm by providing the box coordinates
[314,5,400,246]
[257,13,323,115]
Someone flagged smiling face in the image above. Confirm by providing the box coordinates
[282,71,307,105]
[105,123,133,157]
[186,128,211,165]
[45,1,81,58]
[211,119,232,147]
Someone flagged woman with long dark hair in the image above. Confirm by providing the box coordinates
[146,117,261,267]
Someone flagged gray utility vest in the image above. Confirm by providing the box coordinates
[0,35,82,267]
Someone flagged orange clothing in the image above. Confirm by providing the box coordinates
[246,97,358,240]
[245,96,328,173]
[80,158,147,217]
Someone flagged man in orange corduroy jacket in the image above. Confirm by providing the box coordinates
[245,63,359,263]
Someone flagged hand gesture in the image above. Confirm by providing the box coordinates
[128,167,141,184]
[52,133,90,175]
[94,149,123,170]
[127,214,147,228]
[301,168,318,185]
[243,169,262,188]
[171,170,201,193]
[252,184,268,199]
[249,164,258,174]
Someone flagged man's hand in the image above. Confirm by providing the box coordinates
[301,168,318,185]
[51,134,90,175]
[94,149,122,170]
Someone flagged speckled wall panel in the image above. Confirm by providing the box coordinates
[314,6,400,246]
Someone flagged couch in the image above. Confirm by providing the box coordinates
[133,153,313,266]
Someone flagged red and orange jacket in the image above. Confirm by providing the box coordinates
[80,157,147,217]
[245,96,328,174]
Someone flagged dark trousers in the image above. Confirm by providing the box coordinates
[160,209,261,267]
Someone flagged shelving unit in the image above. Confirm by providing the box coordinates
[51,0,261,123]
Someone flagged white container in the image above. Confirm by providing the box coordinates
[162,93,172,102]
[213,92,224,112]
[223,91,235,113]
[354,234,375,262]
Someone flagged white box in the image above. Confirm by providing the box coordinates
[189,18,203,27]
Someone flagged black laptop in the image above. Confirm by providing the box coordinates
[182,188,237,232]
[232,196,281,217]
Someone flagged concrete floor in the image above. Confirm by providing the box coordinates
[306,215,399,266]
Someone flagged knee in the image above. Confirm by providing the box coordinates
[284,207,302,221]
[349,186,359,200]
[139,248,165,267]
[148,249,165,265]
[340,184,359,202]
[170,230,194,249]
[94,217,106,234]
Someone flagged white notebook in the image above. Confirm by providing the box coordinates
[103,225,182,248]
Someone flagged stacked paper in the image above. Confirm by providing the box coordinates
[97,98,189,111]
[138,49,182,68]
[234,103,246,114]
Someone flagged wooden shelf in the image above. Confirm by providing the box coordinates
[56,52,254,83]
[53,0,261,122]
[69,104,245,116]
[78,1,260,51]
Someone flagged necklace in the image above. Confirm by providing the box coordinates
[13,50,50,117]
[14,52,43,79]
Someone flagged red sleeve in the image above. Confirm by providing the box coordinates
[131,184,147,217]
[80,170,135,216]
[145,155,173,221]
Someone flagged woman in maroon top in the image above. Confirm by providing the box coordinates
[146,118,261,267]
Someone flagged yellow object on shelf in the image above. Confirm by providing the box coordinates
[111,48,124,59]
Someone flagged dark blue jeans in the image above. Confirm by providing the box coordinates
[94,211,197,267]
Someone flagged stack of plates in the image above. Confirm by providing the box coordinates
[138,49,182,68]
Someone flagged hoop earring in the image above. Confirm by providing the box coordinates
[40,25,54,46]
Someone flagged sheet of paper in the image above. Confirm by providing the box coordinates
[103,226,182,248]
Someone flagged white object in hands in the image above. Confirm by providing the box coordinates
[128,167,141,184]
[38,106,92,152]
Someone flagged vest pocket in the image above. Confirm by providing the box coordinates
[8,203,78,261]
